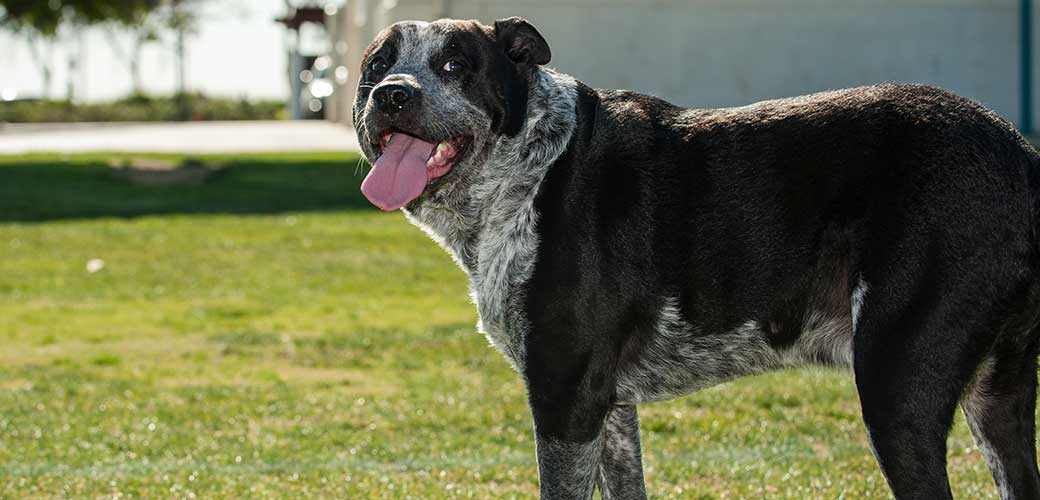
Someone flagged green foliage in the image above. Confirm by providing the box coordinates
[0,153,1010,498]
[0,93,286,123]
[0,0,160,35]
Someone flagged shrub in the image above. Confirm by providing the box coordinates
[0,93,287,122]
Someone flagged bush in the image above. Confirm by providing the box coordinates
[0,93,287,122]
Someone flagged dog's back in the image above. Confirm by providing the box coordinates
[532,82,1040,356]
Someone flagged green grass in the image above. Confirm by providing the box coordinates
[0,153,1000,498]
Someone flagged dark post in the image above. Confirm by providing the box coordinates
[1023,0,1034,134]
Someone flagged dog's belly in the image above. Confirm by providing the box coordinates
[613,297,856,405]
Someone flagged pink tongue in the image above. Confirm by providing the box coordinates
[361,134,436,211]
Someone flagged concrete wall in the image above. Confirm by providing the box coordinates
[330,0,1027,130]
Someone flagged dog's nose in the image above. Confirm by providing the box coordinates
[372,82,420,113]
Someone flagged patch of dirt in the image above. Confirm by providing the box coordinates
[109,158,217,186]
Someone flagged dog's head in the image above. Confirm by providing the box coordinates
[353,17,551,211]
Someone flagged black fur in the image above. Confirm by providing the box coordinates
[525,81,1040,498]
[355,17,1040,500]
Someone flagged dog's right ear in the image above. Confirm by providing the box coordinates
[493,17,551,65]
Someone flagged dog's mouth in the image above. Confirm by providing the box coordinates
[376,130,470,179]
[361,129,471,211]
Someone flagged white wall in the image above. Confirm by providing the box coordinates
[337,0,1027,129]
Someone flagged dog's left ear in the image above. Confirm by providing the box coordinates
[493,17,551,65]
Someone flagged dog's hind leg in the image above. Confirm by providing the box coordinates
[596,405,648,500]
[852,272,1004,499]
[854,321,962,500]
[847,151,1040,498]
[961,332,1040,500]
[853,277,1038,500]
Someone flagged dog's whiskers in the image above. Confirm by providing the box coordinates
[354,156,368,176]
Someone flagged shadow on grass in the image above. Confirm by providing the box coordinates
[0,152,375,222]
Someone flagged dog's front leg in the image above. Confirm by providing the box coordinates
[596,405,647,500]
[527,349,614,499]
[533,430,604,500]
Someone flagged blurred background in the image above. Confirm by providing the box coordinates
[0,1,1034,498]
[2,0,1036,132]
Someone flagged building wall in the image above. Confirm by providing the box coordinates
[331,0,1026,129]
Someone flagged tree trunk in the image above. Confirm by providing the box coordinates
[104,27,146,95]
[66,29,84,101]
[175,26,189,120]
[26,33,52,99]
[130,36,143,94]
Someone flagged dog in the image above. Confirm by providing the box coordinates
[353,17,1040,500]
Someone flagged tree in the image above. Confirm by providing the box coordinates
[103,19,160,95]
[0,1,162,98]
[0,1,161,35]
[2,0,206,103]
[164,0,198,97]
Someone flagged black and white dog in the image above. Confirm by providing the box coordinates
[354,17,1040,500]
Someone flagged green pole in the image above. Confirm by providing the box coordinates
[1023,0,1034,134]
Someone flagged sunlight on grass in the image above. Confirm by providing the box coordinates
[0,153,1001,498]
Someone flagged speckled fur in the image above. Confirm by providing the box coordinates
[615,298,777,404]
[406,68,577,370]
[355,17,1040,500]
[596,405,647,500]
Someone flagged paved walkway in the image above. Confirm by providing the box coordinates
[0,120,361,154]
[3,121,1036,155]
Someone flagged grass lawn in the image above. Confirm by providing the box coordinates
[0,152,1001,498]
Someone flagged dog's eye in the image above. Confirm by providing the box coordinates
[369,57,389,75]
[442,59,465,73]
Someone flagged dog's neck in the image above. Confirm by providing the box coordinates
[403,67,578,368]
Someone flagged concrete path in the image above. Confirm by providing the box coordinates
[3,121,1036,155]
[0,120,360,154]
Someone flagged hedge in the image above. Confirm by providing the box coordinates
[0,93,287,122]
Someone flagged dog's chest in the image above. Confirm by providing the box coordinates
[403,68,579,371]
[406,202,542,371]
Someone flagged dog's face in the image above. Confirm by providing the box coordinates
[354,17,551,211]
